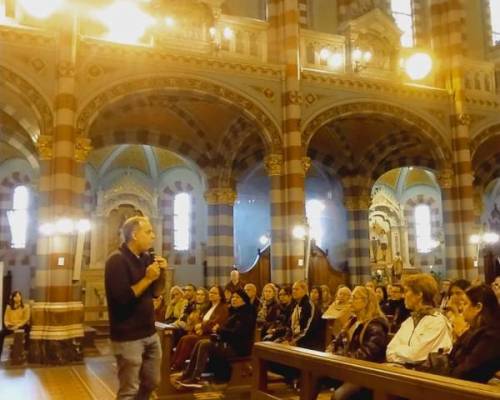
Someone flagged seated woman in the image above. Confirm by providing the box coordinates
[324,286,389,400]
[256,283,281,338]
[375,285,392,316]
[0,291,31,359]
[386,274,453,365]
[173,288,210,332]
[165,286,187,324]
[322,286,352,340]
[170,286,228,371]
[444,279,471,340]
[262,285,295,341]
[422,284,500,383]
[320,285,333,310]
[310,285,324,314]
[177,289,256,387]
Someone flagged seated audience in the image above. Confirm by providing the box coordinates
[326,286,389,400]
[387,284,410,333]
[153,294,166,322]
[445,279,471,340]
[490,276,500,304]
[244,283,260,315]
[0,291,31,358]
[171,286,228,371]
[386,274,453,365]
[171,284,198,331]
[365,281,375,291]
[224,268,245,293]
[223,288,232,303]
[165,286,187,324]
[177,289,256,387]
[310,285,324,312]
[322,286,352,339]
[421,284,500,383]
[277,280,323,351]
[257,283,281,337]
[375,285,392,316]
[263,285,295,341]
[320,285,333,310]
[438,279,451,310]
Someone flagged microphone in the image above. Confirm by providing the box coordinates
[148,248,156,264]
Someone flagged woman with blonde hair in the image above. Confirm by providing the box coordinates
[257,283,281,337]
[165,286,187,323]
[324,286,389,400]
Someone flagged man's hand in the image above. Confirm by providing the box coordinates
[145,262,161,281]
[155,256,168,270]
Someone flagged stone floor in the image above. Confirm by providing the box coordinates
[0,338,332,400]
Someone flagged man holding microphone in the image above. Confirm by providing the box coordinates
[105,216,167,399]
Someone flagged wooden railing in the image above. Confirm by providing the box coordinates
[252,341,500,400]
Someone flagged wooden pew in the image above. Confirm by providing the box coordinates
[10,329,26,366]
[252,341,500,400]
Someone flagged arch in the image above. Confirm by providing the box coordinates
[302,100,452,166]
[0,65,54,137]
[475,154,500,189]
[76,75,282,153]
[470,122,500,160]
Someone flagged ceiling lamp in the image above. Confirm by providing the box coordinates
[18,0,63,19]
[94,0,155,45]
[403,52,433,80]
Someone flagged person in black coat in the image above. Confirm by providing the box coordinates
[177,288,256,387]
[423,284,500,383]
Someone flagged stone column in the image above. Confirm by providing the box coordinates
[204,187,236,286]
[30,12,89,364]
[343,174,371,285]
[264,154,286,282]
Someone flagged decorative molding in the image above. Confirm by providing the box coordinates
[57,61,76,78]
[204,187,237,205]
[36,135,53,160]
[77,76,282,152]
[456,113,471,127]
[286,90,303,105]
[0,25,56,48]
[437,168,454,189]
[301,156,311,174]
[302,71,450,102]
[250,85,275,102]
[264,153,283,176]
[0,65,54,136]
[74,137,93,163]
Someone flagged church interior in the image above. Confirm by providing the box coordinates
[1,0,500,399]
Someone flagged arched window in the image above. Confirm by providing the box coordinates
[489,0,500,45]
[173,192,190,251]
[391,0,414,47]
[415,204,432,253]
[7,186,29,249]
[306,199,325,248]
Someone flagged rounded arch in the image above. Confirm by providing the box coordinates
[301,99,452,166]
[470,121,500,160]
[76,74,282,153]
[0,65,54,137]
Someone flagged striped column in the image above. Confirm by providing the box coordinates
[412,0,428,47]
[298,0,308,28]
[204,187,236,286]
[31,13,87,364]
[264,154,287,283]
[343,176,371,285]
[438,168,461,279]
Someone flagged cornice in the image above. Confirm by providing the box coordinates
[301,70,450,103]
[0,25,56,48]
[78,38,283,79]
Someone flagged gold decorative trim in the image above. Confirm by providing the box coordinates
[74,136,93,163]
[264,154,283,176]
[37,135,53,160]
[204,188,237,205]
[0,25,56,47]
[57,61,76,78]
[302,156,311,174]
[437,168,454,189]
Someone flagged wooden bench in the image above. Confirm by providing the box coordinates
[10,329,26,366]
[252,341,500,400]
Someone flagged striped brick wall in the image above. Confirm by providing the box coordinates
[343,176,371,285]
[338,0,391,24]
[404,195,442,269]
[298,0,308,28]
[159,182,197,267]
[204,188,236,286]
[413,0,428,47]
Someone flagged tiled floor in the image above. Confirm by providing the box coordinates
[0,339,332,400]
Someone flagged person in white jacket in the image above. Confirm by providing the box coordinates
[386,273,453,364]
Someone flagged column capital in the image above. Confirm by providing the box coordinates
[344,195,371,211]
[302,156,311,174]
[264,153,283,176]
[456,113,471,127]
[75,136,93,163]
[437,168,454,189]
[36,135,53,160]
[204,188,237,205]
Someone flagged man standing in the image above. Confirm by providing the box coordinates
[105,216,167,400]
[224,268,245,293]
